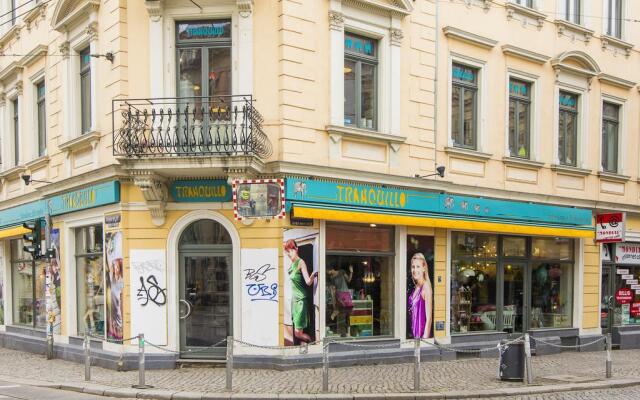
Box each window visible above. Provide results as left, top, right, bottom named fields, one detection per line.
left=344, top=32, right=377, bottom=130
left=80, top=47, right=92, bottom=134
left=11, top=238, right=47, bottom=328
left=602, top=102, right=619, bottom=173
left=558, top=91, right=578, bottom=166
left=0, top=260, right=4, bottom=324
left=564, top=0, right=581, bottom=24
left=12, top=98, right=19, bottom=166
left=76, top=225, right=105, bottom=336
left=10, top=0, right=16, bottom=25
left=513, top=0, right=533, bottom=7
left=451, top=63, right=478, bottom=150
left=606, top=0, right=623, bottom=38
left=37, top=81, right=46, bottom=157
left=325, top=223, right=394, bottom=338
left=508, top=79, right=531, bottom=159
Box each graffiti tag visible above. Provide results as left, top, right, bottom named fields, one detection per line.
left=246, top=283, right=278, bottom=302
left=243, top=264, right=275, bottom=283
left=136, top=275, right=167, bottom=306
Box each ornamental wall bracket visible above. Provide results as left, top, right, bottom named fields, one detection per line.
left=59, top=41, right=70, bottom=59
left=144, top=0, right=163, bottom=22
left=85, top=21, right=98, bottom=42
left=237, top=0, right=253, bottom=17
left=328, top=10, right=344, bottom=31
left=390, top=28, right=404, bottom=47
left=133, top=174, right=168, bottom=226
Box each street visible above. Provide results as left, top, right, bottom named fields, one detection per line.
left=0, top=380, right=127, bottom=400
left=488, top=387, right=640, bottom=399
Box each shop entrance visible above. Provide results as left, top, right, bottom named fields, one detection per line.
left=178, top=219, right=232, bottom=358
left=501, top=261, right=527, bottom=334
left=601, top=243, right=640, bottom=335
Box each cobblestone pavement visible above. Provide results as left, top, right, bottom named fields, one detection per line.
left=487, top=386, right=640, bottom=399
left=0, top=346, right=639, bottom=394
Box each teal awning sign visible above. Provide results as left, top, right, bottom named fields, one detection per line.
left=285, top=178, right=592, bottom=228
left=0, top=181, right=120, bottom=228
left=170, top=179, right=232, bottom=202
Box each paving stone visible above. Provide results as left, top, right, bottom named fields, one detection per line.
left=136, top=388, right=176, bottom=399
left=104, top=387, right=144, bottom=398
left=81, top=383, right=113, bottom=395
left=172, top=391, right=204, bottom=400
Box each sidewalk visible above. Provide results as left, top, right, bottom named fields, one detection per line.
left=1, top=346, right=639, bottom=399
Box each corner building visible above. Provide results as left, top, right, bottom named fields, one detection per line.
left=0, top=0, right=637, bottom=370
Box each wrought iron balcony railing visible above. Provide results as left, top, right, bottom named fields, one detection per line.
left=112, top=96, right=272, bottom=158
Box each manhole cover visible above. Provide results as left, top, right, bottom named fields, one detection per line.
left=542, top=374, right=599, bottom=383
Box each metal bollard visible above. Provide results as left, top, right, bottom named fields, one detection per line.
left=322, top=338, right=329, bottom=393
left=226, top=336, right=233, bottom=391
left=132, top=334, right=153, bottom=389
left=46, top=322, right=54, bottom=360
left=606, top=333, right=612, bottom=379
left=413, top=338, right=421, bottom=392
left=523, top=334, right=533, bottom=385
left=84, top=334, right=91, bottom=381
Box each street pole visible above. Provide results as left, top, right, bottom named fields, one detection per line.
left=606, top=333, right=612, bottom=378
left=226, top=336, right=233, bottom=391
left=84, top=334, right=91, bottom=381
left=524, top=333, right=533, bottom=385
left=413, top=338, right=421, bottom=392
left=322, top=338, right=329, bottom=393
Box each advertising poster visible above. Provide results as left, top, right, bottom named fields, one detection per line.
left=105, top=231, right=124, bottom=341
left=0, top=261, right=3, bottom=325
left=283, top=228, right=319, bottom=345
left=46, top=228, right=62, bottom=334
left=240, top=248, right=279, bottom=346
left=130, top=249, right=167, bottom=345
left=234, top=179, right=285, bottom=220
left=406, top=235, right=434, bottom=339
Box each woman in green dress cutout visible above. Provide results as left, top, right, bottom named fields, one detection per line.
left=284, top=239, right=318, bottom=343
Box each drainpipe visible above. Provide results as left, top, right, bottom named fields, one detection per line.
left=433, top=0, right=440, bottom=175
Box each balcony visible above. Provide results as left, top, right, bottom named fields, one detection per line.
left=112, top=95, right=272, bottom=160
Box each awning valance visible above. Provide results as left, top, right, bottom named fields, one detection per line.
left=0, top=225, right=30, bottom=240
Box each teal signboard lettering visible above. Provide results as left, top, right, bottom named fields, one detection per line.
left=170, top=180, right=232, bottom=202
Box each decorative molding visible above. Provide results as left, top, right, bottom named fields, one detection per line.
left=133, top=173, right=168, bottom=227
left=144, top=0, right=163, bottom=22
left=15, top=81, right=23, bottom=96
left=550, top=164, right=591, bottom=177
left=442, top=26, right=497, bottom=49
left=237, top=0, right=253, bottom=17
left=0, top=92, right=5, bottom=107
left=19, top=44, right=47, bottom=68
left=501, top=157, right=545, bottom=170
left=505, top=2, right=546, bottom=30
left=598, top=73, right=636, bottom=90
left=554, top=19, right=593, bottom=43
left=598, top=171, right=630, bottom=183
left=600, top=35, right=633, bottom=58
left=0, top=25, right=22, bottom=49
left=444, top=146, right=492, bottom=162
left=0, top=165, right=26, bottom=180
left=58, top=41, right=70, bottom=59
left=551, top=51, right=600, bottom=79
left=0, top=62, right=23, bottom=84
left=85, top=21, right=98, bottom=42
left=390, top=28, right=404, bottom=47
left=341, top=0, right=413, bottom=17
left=52, top=0, right=100, bottom=32
left=326, top=124, right=407, bottom=145
left=58, top=131, right=101, bottom=153
left=25, top=155, right=49, bottom=171
left=328, top=10, right=344, bottom=31
left=501, top=44, right=550, bottom=65
left=24, top=1, right=48, bottom=32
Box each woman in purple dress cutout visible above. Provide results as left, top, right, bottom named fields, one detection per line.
left=409, top=253, right=433, bottom=338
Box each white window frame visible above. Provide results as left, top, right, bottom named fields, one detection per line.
left=10, top=95, right=19, bottom=167
left=562, top=0, right=582, bottom=24
left=603, top=0, right=625, bottom=39
left=29, top=70, right=46, bottom=161
left=553, top=83, right=587, bottom=168
left=512, top=0, right=535, bottom=8
left=447, top=53, right=488, bottom=153
left=504, top=70, right=539, bottom=161
left=599, top=94, right=626, bottom=175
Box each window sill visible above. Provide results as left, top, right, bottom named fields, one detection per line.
left=505, top=3, right=546, bottom=29
left=501, top=44, right=550, bottom=65
left=0, top=165, right=26, bottom=180
left=25, top=155, right=49, bottom=171
left=601, top=35, right=633, bottom=57
left=326, top=125, right=407, bottom=145
left=598, top=171, right=630, bottom=183
left=502, top=156, right=544, bottom=169
left=445, top=146, right=492, bottom=162
left=58, top=131, right=101, bottom=153
left=553, top=19, right=593, bottom=42
left=550, top=164, right=591, bottom=177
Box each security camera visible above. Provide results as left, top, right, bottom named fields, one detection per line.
left=436, top=165, right=446, bottom=178
left=21, top=174, right=31, bottom=185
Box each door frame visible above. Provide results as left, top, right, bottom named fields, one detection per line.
left=497, top=259, right=530, bottom=336
left=166, top=210, right=241, bottom=354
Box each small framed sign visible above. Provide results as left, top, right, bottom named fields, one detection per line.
left=233, top=179, right=285, bottom=220
left=596, top=213, right=625, bottom=243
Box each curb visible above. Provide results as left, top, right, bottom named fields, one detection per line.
left=10, top=377, right=640, bottom=399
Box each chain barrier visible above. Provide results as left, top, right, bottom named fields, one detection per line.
left=87, top=333, right=140, bottom=344
left=419, top=336, right=524, bottom=354
left=143, top=337, right=227, bottom=355
left=531, top=336, right=605, bottom=349
left=328, top=339, right=415, bottom=350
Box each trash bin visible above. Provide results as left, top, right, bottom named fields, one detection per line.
left=499, top=340, right=524, bottom=381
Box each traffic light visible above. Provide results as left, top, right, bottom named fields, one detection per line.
left=23, top=219, right=42, bottom=259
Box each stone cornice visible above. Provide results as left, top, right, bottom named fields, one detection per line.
left=505, top=2, right=546, bottom=30
left=553, top=19, right=594, bottom=43
left=443, top=26, right=497, bottom=49
left=600, top=35, right=633, bottom=58
left=501, top=44, right=550, bottom=65
left=598, top=73, right=636, bottom=90
left=342, top=0, right=413, bottom=17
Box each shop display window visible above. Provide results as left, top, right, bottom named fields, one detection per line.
left=11, top=239, right=46, bottom=328
left=325, top=223, right=394, bottom=338
left=0, top=264, right=3, bottom=324
left=531, top=237, right=573, bottom=260
left=530, top=263, right=573, bottom=329
left=613, top=266, right=640, bottom=326
left=76, top=225, right=105, bottom=336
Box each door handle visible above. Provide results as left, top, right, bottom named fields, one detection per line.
left=179, top=299, right=193, bottom=320
left=607, top=296, right=614, bottom=309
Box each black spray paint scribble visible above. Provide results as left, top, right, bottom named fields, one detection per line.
left=243, top=264, right=275, bottom=283
left=137, top=275, right=167, bottom=306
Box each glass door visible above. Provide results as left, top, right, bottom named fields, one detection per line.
left=502, top=262, right=526, bottom=334
left=179, top=253, right=231, bottom=358
left=601, top=265, right=613, bottom=334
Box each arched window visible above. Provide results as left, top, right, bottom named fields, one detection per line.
left=179, top=219, right=231, bottom=248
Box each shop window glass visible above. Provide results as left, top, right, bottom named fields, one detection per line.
left=613, top=266, right=640, bottom=326
left=11, top=239, right=46, bottom=328
left=451, top=260, right=497, bottom=333
left=0, top=264, right=3, bottom=324
left=451, top=232, right=497, bottom=259
left=76, top=225, right=105, bottom=335
left=502, top=236, right=526, bottom=257
left=531, top=237, right=573, bottom=260
left=530, top=263, right=573, bottom=328
left=325, top=223, right=394, bottom=338
left=179, top=219, right=231, bottom=247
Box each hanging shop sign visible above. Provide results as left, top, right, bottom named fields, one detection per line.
left=616, top=288, right=634, bottom=304
left=233, top=179, right=285, bottom=220
left=0, top=181, right=120, bottom=228
left=614, top=243, right=640, bottom=265
left=170, top=179, right=232, bottom=202
left=285, top=178, right=593, bottom=227
left=596, top=213, right=625, bottom=243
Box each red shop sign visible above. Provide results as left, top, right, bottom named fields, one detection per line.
left=632, top=303, right=640, bottom=318
left=596, top=213, right=625, bottom=243
left=616, top=288, right=634, bottom=304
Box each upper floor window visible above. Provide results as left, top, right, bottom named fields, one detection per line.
left=37, top=81, right=46, bottom=157
left=12, top=98, right=19, bottom=166
left=558, top=91, right=578, bottom=166
left=564, top=0, right=581, bottom=24
left=10, top=0, right=16, bottom=25
left=451, top=63, right=478, bottom=150
left=344, top=32, right=377, bottom=130
left=513, top=0, right=533, bottom=8
left=602, top=102, right=619, bottom=173
left=606, top=0, right=623, bottom=38
left=508, top=79, right=531, bottom=159
left=80, top=47, right=92, bottom=134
